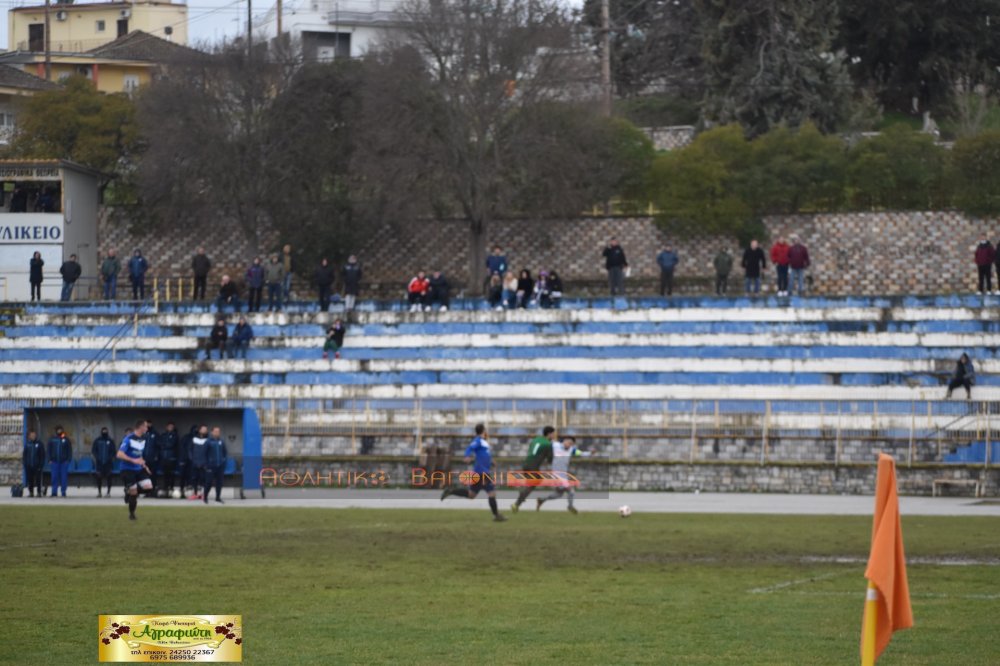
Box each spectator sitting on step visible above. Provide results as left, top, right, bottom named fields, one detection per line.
left=407, top=271, right=430, bottom=312
left=533, top=271, right=554, bottom=308
left=206, top=318, right=228, bottom=360
left=516, top=269, right=534, bottom=308
left=324, top=319, right=346, bottom=359
left=215, top=275, right=241, bottom=313
left=428, top=271, right=450, bottom=311
left=502, top=271, right=518, bottom=309
left=229, top=316, right=254, bottom=359
left=945, top=353, right=975, bottom=400
left=487, top=272, right=503, bottom=310
left=548, top=270, right=563, bottom=309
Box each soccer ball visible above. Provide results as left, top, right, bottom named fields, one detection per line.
left=618, top=505, right=632, bottom=518
left=171, top=488, right=182, bottom=500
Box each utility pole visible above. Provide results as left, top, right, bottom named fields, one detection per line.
left=43, top=0, right=52, bottom=80
left=276, top=0, right=282, bottom=38
left=247, top=0, right=253, bottom=56
left=600, top=0, right=612, bottom=117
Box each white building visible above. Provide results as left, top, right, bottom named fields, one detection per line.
left=255, top=0, right=403, bottom=61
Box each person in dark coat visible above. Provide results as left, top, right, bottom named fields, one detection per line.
left=714, top=249, right=733, bottom=295
left=207, top=318, right=228, bottom=360
left=189, top=425, right=209, bottom=499
left=602, top=238, right=628, bottom=296
left=487, top=272, right=503, bottom=309
left=548, top=271, right=564, bottom=309
left=245, top=257, right=265, bottom=312
left=787, top=235, right=811, bottom=296
left=192, top=247, right=212, bottom=301
left=29, top=251, right=44, bottom=301
left=59, top=253, right=81, bottom=302
left=22, top=430, right=45, bottom=497
left=975, top=235, right=996, bottom=294
left=315, top=258, right=336, bottom=312
left=128, top=249, right=148, bottom=300
left=144, top=419, right=160, bottom=494
left=324, top=319, right=346, bottom=359
left=159, top=422, right=180, bottom=497
left=342, top=255, right=362, bottom=311
left=656, top=245, right=679, bottom=297
left=91, top=427, right=116, bottom=497
left=428, top=271, right=450, bottom=311
left=178, top=425, right=198, bottom=498
left=741, top=240, right=767, bottom=295
left=204, top=426, right=228, bottom=504
left=230, top=316, right=254, bottom=359
left=946, top=353, right=975, bottom=400
left=215, top=275, right=241, bottom=313
left=47, top=426, right=72, bottom=498
left=516, top=269, right=534, bottom=309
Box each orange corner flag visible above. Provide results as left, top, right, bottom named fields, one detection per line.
left=860, top=453, right=914, bottom=664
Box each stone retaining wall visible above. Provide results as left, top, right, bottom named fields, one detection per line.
left=95, top=209, right=999, bottom=296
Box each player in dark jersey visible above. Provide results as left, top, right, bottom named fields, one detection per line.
left=440, top=424, right=507, bottom=522
left=116, top=419, right=153, bottom=521
left=510, top=426, right=555, bottom=513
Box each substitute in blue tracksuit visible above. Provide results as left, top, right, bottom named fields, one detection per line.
left=144, top=420, right=160, bottom=494
left=91, top=427, right=116, bottom=497
left=47, top=426, right=73, bottom=497
left=159, top=422, right=180, bottom=496
left=189, top=425, right=209, bottom=499
left=22, top=430, right=46, bottom=497
left=204, top=427, right=228, bottom=504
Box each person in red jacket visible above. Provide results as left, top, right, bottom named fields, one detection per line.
left=407, top=271, right=430, bottom=312
left=974, top=235, right=996, bottom=294
left=770, top=236, right=790, bottom=296
left=787, top=235, right=811, bottom=296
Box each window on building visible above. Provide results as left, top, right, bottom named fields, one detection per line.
left=28, top=24, right=45, bottom=52
left=123, top=74, right=140, bottom=92
left=117, top=18, right=129, bottom=37
left=96, top=19, right=106, bottom=32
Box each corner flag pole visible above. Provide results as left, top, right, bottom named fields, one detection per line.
left=861, top=581, right=878, bottom=666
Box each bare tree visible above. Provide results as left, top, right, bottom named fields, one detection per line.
left=361, top=0, right=637, bottom=286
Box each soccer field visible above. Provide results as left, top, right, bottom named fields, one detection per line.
left=1, top=506, right=997, bottom=665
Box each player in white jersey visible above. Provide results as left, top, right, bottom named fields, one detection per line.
left=536, top=436, right=589, bottom=514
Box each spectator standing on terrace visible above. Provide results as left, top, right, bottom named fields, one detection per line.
left=204, top=426, right=228, bottom=504
left=101, top=249, right=121, bottom=301
left=192, top=247, right=212, bottom=301
left=22, top=430, right=45, bottom=497
left=9, top=184, right=27, bottom=212
left=59, top=254, right=81, bottom=302
left=714, top=249, right=733, bottom=295
left=91, top=427, right=116, bottom=498
left=207, top=318, right=228, bottom=360
left=159, top=422, right=180, bottom=498
left=487, top=272, right=503, bottom=310
left=770, top=236, right=790, bottom=297
left=342, top=255, right=362, bottom=312
left=215, top=275, right=241, bottom=313
left=428, top=271, right=451, bottom=311
left=315, top=258, right=335, bottom=312
left=975, top=235, right=996, bottom=294
left=656, top=245, right=679, bottom=297
left=993, top=238, right=1000, bottom=295
left=47, top=426, right=72, bottom=498
left=502, top=271, right=518, bottom=309
left=29, top=251, right=44, bottom=301
left=245, top=257, right=265, bottom=312
left=516, top=269, right=534, bottom=308
left=548, top=270, right=564, bottom=309
left=408, top=271, right=430, bottom=312
left=324, top=318, right=346, bottom=359
left=128, top=249, right=148, bottom=300
left=602, top=237, right=629, bottom=296
left=945, top=353, right=975, bottom=400
left=282, top=244, right=296, bottom=301
left=741, top=240, right=766, bottom=295
left=230, top=316, right=254, bottom=359
left=265, top=255, right=285, bottom=312
left=788, top=236, right=811, bottom=296
left=485, top=246, right=508, bottom=294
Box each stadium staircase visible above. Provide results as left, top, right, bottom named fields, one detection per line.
left=1, top=294, right=998, bottom=493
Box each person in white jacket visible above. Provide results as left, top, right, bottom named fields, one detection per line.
left=536, top=436, right=590, bottom=514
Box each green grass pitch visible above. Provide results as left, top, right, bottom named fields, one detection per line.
left=1, top=506, right=997, bottom=664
